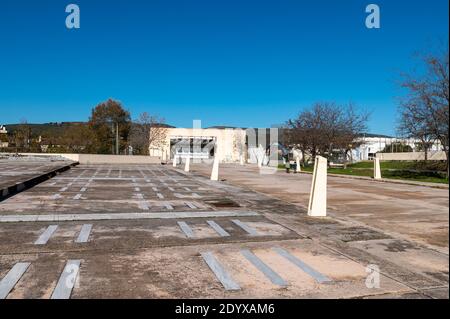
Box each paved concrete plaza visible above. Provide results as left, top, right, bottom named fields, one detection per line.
left=0, top=163, right=448, bottom=299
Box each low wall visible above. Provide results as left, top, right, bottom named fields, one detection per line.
left=376, top=151, right=447, bottom=161
left=77, top=154, right=161, bottom=164
left=0, top=153, right=161, bottom=164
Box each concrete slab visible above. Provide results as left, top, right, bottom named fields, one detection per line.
left=0, top=163, right=447, bottom=298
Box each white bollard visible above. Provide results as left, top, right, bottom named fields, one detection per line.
left=173, top=155, right=177, bottom=167
left=296, top=157, right=301, bottom=173
left=374, top=158, right=382, bottom=179
left=184, top=156, right=190, bottom=172
left=240, top=155, right=244, bottom=166
left=308, top=156, right=327, bottom=217
left=257, top=156, right=262, bottom=168
left=211, top=156, right=219, bottom=181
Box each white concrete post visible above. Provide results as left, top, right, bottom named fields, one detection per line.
left=374, top=158, right=382, bottom=179
left=240, top=154, right=244, bottom=166
left=211, top=150, right=219, bottom=181
left=296, top=157, right=301, bottom=173
left=173, top=155, right=177, bottom=167
left=184, top=156, right=190, bottom=172
left=308, top=156, right=327, bottom=217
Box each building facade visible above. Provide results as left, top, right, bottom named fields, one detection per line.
left=0, top=125, right=8, bottom=148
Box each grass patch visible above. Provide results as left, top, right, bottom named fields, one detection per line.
left=280, top=160, right=449, bottom=184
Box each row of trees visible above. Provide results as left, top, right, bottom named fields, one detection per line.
left=283, top=45, right=449, bottom=177
left=5, top=99, right=167, bottom=156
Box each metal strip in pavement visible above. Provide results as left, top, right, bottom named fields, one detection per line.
left=231, top=220, right=260, bottom=236
left=0, top=262, right=31, bottom=299
left=135, top=193, right=144, bottom=200
left=0, top=211, right=259, bottom=222
left=273, top=247, right=331, bottom=283
left=75, top=224, right=93, bottom=243
left=207, top=221, right=230, bottom=237
left=177, top=221, right=195, bottom=238
left=241, top=249, right=288, bottom=287
left=185, top=202, right=197, bottom=209
left=51, top=194, right=62, bottom=200
left=34, top=225, right=58, bottom=245
left=201, top=252, right=240, bottom=291
left=50, top=260, right=81, bottom=299
left=138, top=201, right=150, bottom=210
left=164, top=202, right=174, bottom=210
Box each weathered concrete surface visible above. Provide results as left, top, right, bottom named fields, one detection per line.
left=190, top=164, right=449, bottom=252
left=0, top=163, right=448, bottom=299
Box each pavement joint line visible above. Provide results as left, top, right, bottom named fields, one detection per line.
left=34, top=225, right=59, bottom=245
left=201, top=252, right=241, bottom=291
left=240, top=249, right=288, bottom=287
left=0, top=211, right=260, bottom=222
left=231, top=219, right=260, bottom=236
left=75, top=224, right=93, bottom=243
left=51, top=260, right=81, bottom=299
left=273, top=247, right=332, bottom=283
left=177, top=221, right=195, bottom=238
left=0, top=262, right=31, bottom=299
left=207, top=220, right=231, bottom=237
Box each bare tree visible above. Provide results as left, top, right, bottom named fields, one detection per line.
left=398, top=46, right=449, bottom=175
left=130, top=112, right=167, bottom=155
left=286, top=102, right=369, bottom=166
left=13, top=119, right=31, bottom=152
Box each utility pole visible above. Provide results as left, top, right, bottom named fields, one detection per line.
left=116, top=122, right=119, bottom=155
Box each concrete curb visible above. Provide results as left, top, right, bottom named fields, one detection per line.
left=0, top=162, right=79, bottom=202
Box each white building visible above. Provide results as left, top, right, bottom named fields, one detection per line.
left=0, top=125, right=8, bottom=148
left=149, top=126, right=247, bottom=163
left=351, top=134, right=442, bottom=161
left=149, top=127, right=444, bottom=164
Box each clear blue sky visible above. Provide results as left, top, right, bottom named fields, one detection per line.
left=0, top=0, right=448, bottom=135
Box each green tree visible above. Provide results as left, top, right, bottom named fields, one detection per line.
left=88, top=99, right=131, bottom=154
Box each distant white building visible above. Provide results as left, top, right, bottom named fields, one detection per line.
left=350, top=134, right=442, bottom=161
left=0, top=125, right=8, bottom=148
